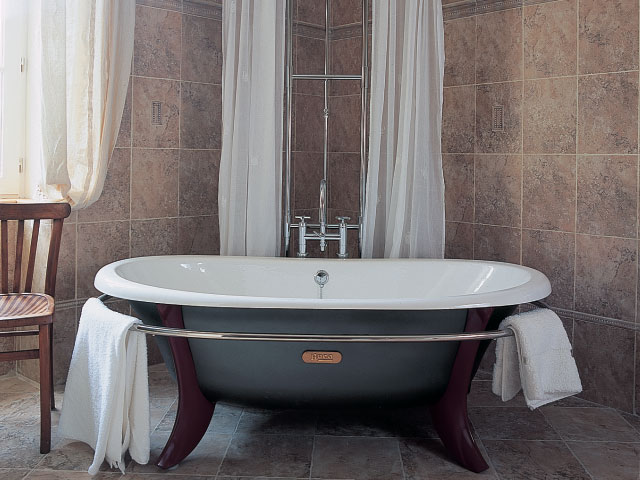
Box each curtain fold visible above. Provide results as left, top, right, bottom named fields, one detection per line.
left=218, top=0, right=286, bottom=256
left=362, top=0, right=445, bottom=258
left=27, top=0, right=135, bottom=209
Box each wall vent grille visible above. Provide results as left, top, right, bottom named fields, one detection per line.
left=152, top=101, right=163, bottom=126
left=492, top=104, right=504, bottom=132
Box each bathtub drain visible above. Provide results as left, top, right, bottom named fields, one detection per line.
left=314, top=270, right=329, bottom=299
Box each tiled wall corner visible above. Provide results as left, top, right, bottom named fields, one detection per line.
left=290, top=0, right=364, bottom=258
left=443, top=0, right=640, bottom=413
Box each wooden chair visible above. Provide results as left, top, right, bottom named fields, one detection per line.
left=0, top=202, right=71, bottom=454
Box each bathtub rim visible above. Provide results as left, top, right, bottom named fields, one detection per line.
left=95, top=256, right=551, bottom=310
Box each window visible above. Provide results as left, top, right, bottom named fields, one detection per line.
left=0, top=0, right=27, bottom=197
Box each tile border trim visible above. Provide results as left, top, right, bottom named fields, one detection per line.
left=521, top=303, right=639, bottom=332
left=444, top=0, right=562, bottom=20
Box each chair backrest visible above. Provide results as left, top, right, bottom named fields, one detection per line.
left=0, top=202, right=71, bottom=296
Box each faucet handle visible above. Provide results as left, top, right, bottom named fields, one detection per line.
left=335, top=216, right=351, bottom=224
left=295, top=215, right=311, bottom=223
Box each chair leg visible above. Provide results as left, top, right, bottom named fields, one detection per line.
left=49, top=321, right=55, bottom=410
left=39, top=322, right=52, bottom=454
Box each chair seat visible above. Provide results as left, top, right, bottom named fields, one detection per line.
left=0, top=293, right=55, bottom=321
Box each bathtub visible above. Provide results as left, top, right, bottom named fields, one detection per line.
left=95, top=256, right=551, bottom=473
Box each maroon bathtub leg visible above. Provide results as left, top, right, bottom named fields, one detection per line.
left=429, top=307, right=494, bottom=473
left=155, top=304, right=215, bottom=469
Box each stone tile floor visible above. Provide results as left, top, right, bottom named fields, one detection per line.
left=1, top=364, right=639, bottom=479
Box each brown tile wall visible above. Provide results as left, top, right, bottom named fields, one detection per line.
left=9, top=0, right=633, bottom=418
left=443, top=0, right=640, bottom=413
left=10, top=0, right=223, bottom=385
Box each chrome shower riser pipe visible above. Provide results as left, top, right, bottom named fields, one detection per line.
left=283, top=0, right=368, bottom=257
left=284, top=0, right=294, bottom=255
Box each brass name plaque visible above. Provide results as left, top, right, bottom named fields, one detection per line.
left=302, top=351, right=342, bottom=364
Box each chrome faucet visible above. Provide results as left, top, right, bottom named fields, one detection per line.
left=294, top=180, right=351, bottom=258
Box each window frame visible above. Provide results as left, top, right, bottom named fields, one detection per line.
left=0, top=0, right=27, bottom=198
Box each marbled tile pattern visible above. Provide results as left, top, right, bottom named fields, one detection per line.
left=132, top=77, right=180, bottom=148
left=442, top=86, right=476, bottom=153
left=573, top=322, right=637, bottom=412
left=4, top=368, right=640, bottom=479
left=76, top=221, right=130, bottom=299
left=524, top=0, right=577, bottom=79
left=182, top=14, right=223, bottom=84
left=475, top=82, right=522, bottom=154
left=577, top=155, right=638, bottom=238
left=445, top=221, right=473, bottom=259
left=295, top=36, right=326, bottom=96
left=293, top=152, right=323, bottom=211
left=328, top=94, right=361, bottom=153
left=131, top=149, right=180, bottom=219
left=78, top=148, right=131, bottom=223
left=116, top=79, right=132, bottom=148
left=473, top=224, right=521, bottom=263
left=296, top=0, right=326, bottom=26
left=443, top=154, right=474, bottom=223
left=131, top=218, right=179, bottom=257
left=328, top=153, right=360, bottom=213
left=444, top=16, right=476, bottom=86
left=55, top=224, right=77, bottom=302
left=331, top=0, right=364, bottom=27
left=578, top=72, right=639, bottom=154
left=134, top=5, right=182, bottom=80
left=178, top=215, right=220, bottom=255
left=578, top=0, right=639, bottom=75
left=522, top=155, right=575, bottom=232
left=179, top=149, right=221, bottom=217
left=522, top=229, right=575, bottom=309
left=474, top=154, right=522, bottom=227
left=575, top=235, right=637, bottom=323
left=294, top=94, right=325, bottom=152
left=476, top=8, right=523, bottom=83
left=523, top=77, right=576, bottom=154
left=181, top=82, right=222, bottom=149
left=441, top=0, right=640, bottom=414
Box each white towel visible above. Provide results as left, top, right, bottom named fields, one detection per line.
left=59, top=298, right=150, bottom=475
left=492, top=308, right=582, bottom=409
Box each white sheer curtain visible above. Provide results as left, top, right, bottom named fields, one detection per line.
left=218, top=0, right=285, bottom=256
left=362, top=0, right=445, bottom=258
left=26, top=0, right=135, bottom=209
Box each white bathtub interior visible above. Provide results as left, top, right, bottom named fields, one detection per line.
left=95, top=256, right=551, bottom=310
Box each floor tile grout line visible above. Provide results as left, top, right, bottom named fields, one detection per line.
left=308, top=435, right=316, bottom=480
left=8, top=373, right=640, bottom=476
left=538, top=405, right=595, bottom=480
left=214, top=405, right=245, bottom=478
left=152, top=397, right=178, bottom=436
left=473, top=435, right=501, bottom=479
left=307, top=410, right=320, bottom=479
left=394, top=436, right=407, bottom=480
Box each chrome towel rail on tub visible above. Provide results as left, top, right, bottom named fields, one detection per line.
left=96, top=294, right=552, bottom=343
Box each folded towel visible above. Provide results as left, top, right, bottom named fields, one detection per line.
left=59, top=298, right=150, bottom=475
left=492, top=308, right=582, bottom=409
